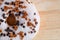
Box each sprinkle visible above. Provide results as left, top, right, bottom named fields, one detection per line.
left=19, top=1, right=24, bottom=4
left=5, top=2, right=9, bottom=5
left=19, top=11, right=22, bottom=15
left=13, top=32, right=15, bottom=34
left=35, top=22, right=38, bottom=25
left=10, top=1, right=15, bottom=5
left=3, top=34, right=6, bottom=36
left=32, top=29, right=35, bottom=30
left=7, top=32, right=10, bottom=36
left=34, top=13, right=36, bottom=15
left=8, top=10, right=11, bottom=13
left=12, top=25, right=18, bottom=30
left=16, top=20, right=19, bottom=26
left=19, top=5, right=26, bottom=8
left=31, top=31, right=33, bottom=33
left=24, top=33, right=26, bottom=36
left=2, top=13, right=6, bottom=19
left=20, top=23, right=23, bottom=26
left=0, top=19, right=4, bottom=22
left=0, top=33, right=3, bottom=36
left=15, top=13, right=19, bottom=16
left=5, top=27, right=13, bottom=32
left=22, top=26, right=25, bottom=28
left=1, top=8, right=4, bottom=11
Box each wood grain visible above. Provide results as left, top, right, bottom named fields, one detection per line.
left=30, top=0, right=60, bottom=40
left=33, top=10, right=60, bottom=40
left=31, top=0, right=60, bottom=11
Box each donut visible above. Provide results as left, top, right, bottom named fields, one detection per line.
left=0, top=0, right=40, bottom=40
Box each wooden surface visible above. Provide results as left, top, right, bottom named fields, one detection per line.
left=30, top=0, right=60, bottom=40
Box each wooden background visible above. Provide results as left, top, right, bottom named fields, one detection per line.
left=30, top=0, right=60, bottom=40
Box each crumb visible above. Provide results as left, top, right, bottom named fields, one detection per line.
left=34, top=18, right=36, bottom=22
left=0, top=29, right=2, bottom=33
left=22, top=11, right=28, bottom=18
left=0, top=0, right=4, bottom=5
left=12, top=25, right=18, bottom=30
left=18, top=31, right=24, bottom=40
left=19, top=5, right=26, bottom=8
left=4, top=6, right=9, bottom=11
left=27, top=21, right=35, bottom=27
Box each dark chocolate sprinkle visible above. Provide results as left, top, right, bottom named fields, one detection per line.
left=2, top=13, right=6, bottom=19
left=13, top=32, right=15, bottom=34
left=7, top=27, right=9, bottom=29
left=34, top=13, right=36, bottom=15
left=20, top=23, right=23, bottom=26
left=22, top=26, right=25, bottom=28
left=8, top=10, right=11, bottom=13
left=16, top=20, right=19, bottom=26
left=31, top=31, right=33, bottom=33
left=7, top=32, right=10, bottom=36
left=24, top=33, right=26, bottom=36
left=19, top=1, right=24, bottom=4
left=29, top=19, right=31, bottom=21
left=1, top=8, right=4, bottom=11
left=3, top=34, right=6, bottom=36
left=15, top=11, right=22, bottom=16
left=5, top=21, right=6, bottom=23
left=35, top=22, right=38, bottom=25
left=15, top=14, right=19, bottom=16
left=5, top=27, right=13, bottom=32
left=0, top=19, right=4, bottom=22
left=9, top=13, right=12, bottom=16
left=0, top=33, right=3, bottom=36
left=11, top=1, right=15, bottom=6
left=19, top=11, right=22, bottom=15
left=32, top=29, right=35, bottom=30
left=5, top=2, right=9, bottom=5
